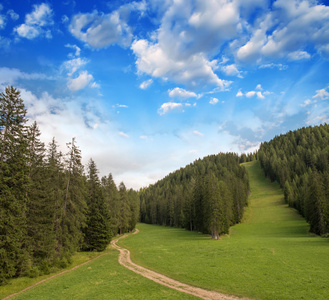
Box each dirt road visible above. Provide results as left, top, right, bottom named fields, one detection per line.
left=111, top=229, right=249, bottom=300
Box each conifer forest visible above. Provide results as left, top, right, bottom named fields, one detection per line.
left=1, top=86, right=329, bottom=286
left=0, top=87, right=139, bottom=284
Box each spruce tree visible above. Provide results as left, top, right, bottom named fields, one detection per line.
left=84, top=159, right=110, bottom=251
left=26, top=122, right=56, bottom=274
left=0, top=86, right=30, bottom=284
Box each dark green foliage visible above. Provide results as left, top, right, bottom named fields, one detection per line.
left=0, top=86, right=29, bottom=284
left=82, top=159, right=110, bottom=252
left=0, top=86, right=137, bottom=284
left=258, top=124, right=329, bottom=235
left=139, top=153, right=249, bottom=238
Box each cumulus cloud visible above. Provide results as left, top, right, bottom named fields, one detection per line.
left=158, top=102, right=183, bottom=115
left=139, top=79, right=153, bottom=89
left=69, top=10, right=133, bottom=48
left=14, top=3, right=53, bottom=39
left=132, top=39, right=231, bottom=89
left=236, top=0, right=329, bottom=63
left=209, top=97, right=219, bottom=105
left=67, top=71, right=93, bottom=91
left=62, top=57, right=88, bottom=77
left=221, top=64, right=242, bottom=78
left=237, top=85, right=269, bottom=100
left=313, top=87, right=329, bottom=100
left=7, top=9, right=19, bottom=21
left=168, top=87, right=198, bottom=99
left=131, top=0, right=239, bottom=89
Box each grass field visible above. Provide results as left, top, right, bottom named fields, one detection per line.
left=120, top=161, right=329, bottom=300
left=2, top=249, right=197, bottom=300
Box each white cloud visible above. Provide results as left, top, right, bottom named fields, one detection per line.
left=193, top=130, right=203, bottom=137
left=158, top=102, right=183, bottom=115
left=209, top=97, right=219, bottom=105
left=238, top=85, right=268, bottom=100
left=67, top=71, right=93, bottom=91
left=236, top=0, right=329, bottom=63
left=168, top=87, right=197, bottom=99
left=139, top=79, right=153, bottom=89
left=69, top=10, right=133, bottom=48
left=65, top=44, right=81, bottom=57
left=246, top=91, right=256, bottom=98
left=259, top=63, right=288, bottom=70
left=119, top=132, right=129, bottom=138
left=0, top=67, right=53, bottom=85
left=287, top=50, right=311, bottom=61
left=131, top=0, right=239, bottom=89
left=62, top=57, right=88, bottom=76
left=300, top=99, right=313, bottom=107
left=62, top=15, right=69, bottom=23
left=132, top=39, right=231, bottom=89
left=0, top=14, right=5, bottom=29
left=14, top=3, right=53, bottom=39
left=313, top=87, right=329, bottom=100
left=221, top=64, right=242, bottom=78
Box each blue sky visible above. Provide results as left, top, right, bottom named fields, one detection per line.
left=1, top=0, right=329, bottom=189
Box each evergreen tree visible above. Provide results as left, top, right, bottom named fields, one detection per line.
left=118, top=182, right=131, bottom=234
left=61, top=138, right=86, bottom=256
left=0, top=86, right=29, bottom=284
left=26, top=122, right=56, bottom=274
left=83, top=159, right=111, bottom=251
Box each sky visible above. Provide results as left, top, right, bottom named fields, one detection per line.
left=0, top=0, right=329, bottom=189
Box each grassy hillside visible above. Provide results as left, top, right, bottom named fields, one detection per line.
left=120, top=161, right=329, bottom=299
left=3, top=249, right=197, bottom=300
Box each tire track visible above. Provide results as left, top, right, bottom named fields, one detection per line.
left=111, top=229, right=249, bottom=300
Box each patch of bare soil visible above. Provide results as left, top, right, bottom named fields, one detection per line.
left=111, top=229, right=250, bottom=300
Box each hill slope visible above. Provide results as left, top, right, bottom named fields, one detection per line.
left=121, top=161, right=329, bottom=300
left=258, top=124, right=329, bottom=235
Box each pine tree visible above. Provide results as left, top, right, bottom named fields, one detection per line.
left=45, top=138, right=65, bottom=260
left=83, top=159, right=110, bottom=251
left=0, top=86, right=30, bottom=284
left=118, top=182, right=131, bottom=234
left=25, top=122, right=56, bottom=274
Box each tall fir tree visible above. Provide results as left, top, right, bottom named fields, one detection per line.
left=26, top=122, right=56, bottom=274
left=0, top=86, right=30, bottom=284
left=83, top=159, right=111, bottom=251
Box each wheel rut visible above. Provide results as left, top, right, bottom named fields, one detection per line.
left=111, top=229, right=249, bottom=300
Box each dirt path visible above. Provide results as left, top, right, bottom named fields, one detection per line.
left=111, top=229, right=249, bottom=300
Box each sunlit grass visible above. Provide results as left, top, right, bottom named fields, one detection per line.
left=4, top=249, right=197, bottom=300
left=120, top=161, right=329, bottom=300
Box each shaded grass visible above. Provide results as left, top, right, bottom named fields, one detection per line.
left=0, top=251, right=102, bottom=299
left=120, top=161, right=329, bottom=300
left=4, top=249, right=197, bottom=300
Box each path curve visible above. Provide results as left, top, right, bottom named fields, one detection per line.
left=111, top=229, right=249, bottom=300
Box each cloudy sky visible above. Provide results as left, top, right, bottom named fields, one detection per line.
left=1, top=0, right=329, bottom=189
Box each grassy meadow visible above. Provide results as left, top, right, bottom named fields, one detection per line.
left=120, top=161, right=329, bottom=300
left=2, top=249, right=197, bottom=300
left=2, top=160, right=329, bottom=300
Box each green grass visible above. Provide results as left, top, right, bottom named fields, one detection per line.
left=0, top=251, right=102, bottom=299
left=3, top=249, right=197, bottom=300
left=120, top=161, right=329, bottom=300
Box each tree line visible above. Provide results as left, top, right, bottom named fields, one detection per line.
left=258, top=124, right=329, bottom=236
left=140, top=153, right=250, bottom=239
left=0, top=86, right=139, bottom=285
